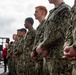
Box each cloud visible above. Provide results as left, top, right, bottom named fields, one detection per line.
left=0, top=17, right=15, bottom=26
left=0, top=0, right=74, bottom=42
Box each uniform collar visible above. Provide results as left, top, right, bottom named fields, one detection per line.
left=28, top=27, right=34, bottom=32
left=54, top=2, right=65, bottom=9
left=49, top=2, right=65, bottom=13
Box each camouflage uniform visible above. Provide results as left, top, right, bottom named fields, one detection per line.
left=23, top=27, right=36, bottom=75
left=7, top=44, right=13, bottom=75
left=8, top=41, right=18, bottom=75
left=15, top=38, right=25, bottom=75
left=33, top=20, right=48, bottom=75
left=65, top=0, right=76, bottom=75
left=12, top=40, right=20, bottom=75
left=7, top=41, right=16, bottom=75
left=40, top=2, right=71, bottom=75
left=10, top=45, right=16, bottom=75
left=72, top=0, right=76, bottom=75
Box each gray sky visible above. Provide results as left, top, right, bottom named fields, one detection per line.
left=0, top=0, right=74, bottom=41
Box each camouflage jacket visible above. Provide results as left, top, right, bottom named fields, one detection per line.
left=15, top=38, right=25, bottom=58
left=64, top=0, right=76, bottom=49
left=40, top=2, right=71, bottom=59
left=71, top=1, right=76, bottom=49
left=33, top=20, right=46, bottom=51
left=24, top=27, right=36, bottom=55
left=7, top=45, right=13, bottom=59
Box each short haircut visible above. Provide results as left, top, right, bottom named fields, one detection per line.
left=19, top=28, right=27, bottom=33
left=17, top=29, right=20, bottom=32
left=35, top=5, right=47, bottom=16
left=25, top=17, right=34, bottom=25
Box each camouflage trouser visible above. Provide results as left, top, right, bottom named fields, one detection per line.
left=24, top=55, right=36, bottom=75
left=72, top=61, right=76, bottom=75
left=8, top=58, right=12, bottom=75
left=24, top=61, right=35, bottom=75
left=35, top=58, right=44, bottom=75
left=60, top=60, right=72, bottom=75
left=12, top=58, right=17, bottom=75
left=17, top=60, right=25, bottom=75
left=72, top=68, right=76, bottom=75
left=45, top=58, right=72, bottom=75
left=14, top=58, right=17, bottom=75
left=43, top=57, right=49, bottom=75
left=8, top=57, right=16, bottom=75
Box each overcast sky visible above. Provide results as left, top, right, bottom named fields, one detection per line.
left=0, top=0, right=74, bottom=42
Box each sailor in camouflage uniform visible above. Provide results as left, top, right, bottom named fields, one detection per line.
left=14, top=28, right=27, bottom=75
left=8, top=43, right=14, bottom=75
left=9, top=33, right=21, bottom=75
left=23, top=17, right=36, bottom=75
left=35, top=0, right=71, bottom=75
left=7, top=41, right=13, bottom=75
left=31, top=6, right=48, bottom=75
left=63, top=0, right=76, bottom=75
left=7, top=33, right=19, bottom=75
left=11, top=34, right=19, bottom=75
